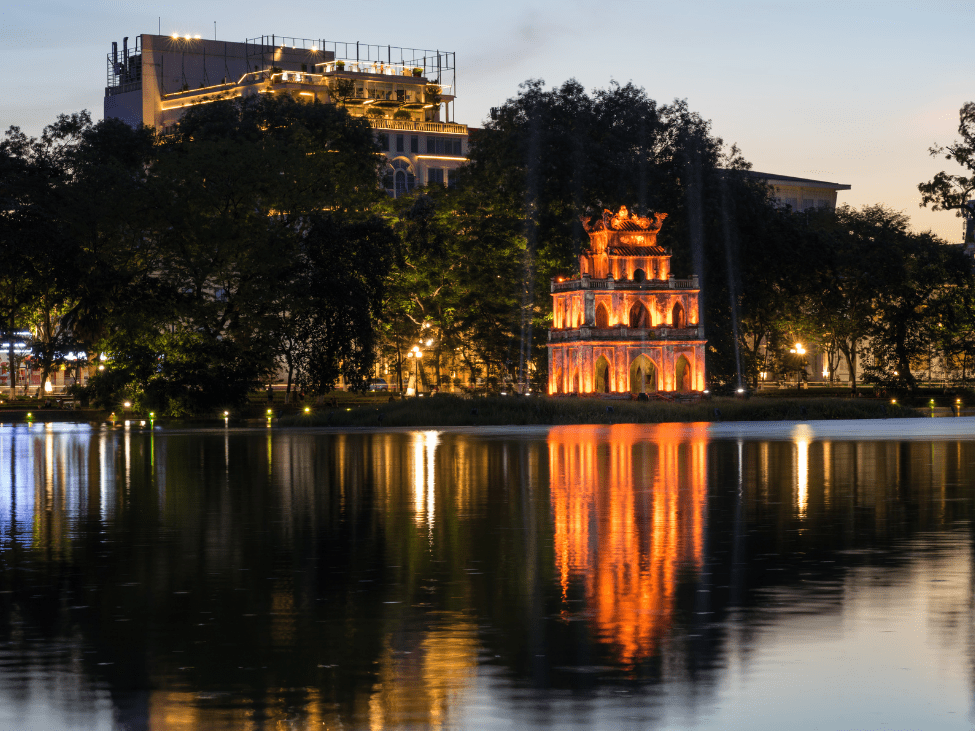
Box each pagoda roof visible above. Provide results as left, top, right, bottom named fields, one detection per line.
left=608, top=245, right=668, bottom=256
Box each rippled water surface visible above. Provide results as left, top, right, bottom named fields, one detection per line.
left=0, top=418, right=974, bottom=730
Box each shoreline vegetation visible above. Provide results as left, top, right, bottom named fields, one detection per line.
left=277, top=395, right=922, bottom=428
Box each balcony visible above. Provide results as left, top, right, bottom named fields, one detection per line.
left=548, top=326, right=705, bottom=342
left=551, top=275, right=699, bottom=292
left=367, top=118, right=467, bottom=135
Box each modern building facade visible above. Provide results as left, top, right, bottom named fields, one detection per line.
left=746, top=171, right=851, bottom=212
left=548, top=207, right=706, bottom=395
left=104, top=33, right=468, bottom=196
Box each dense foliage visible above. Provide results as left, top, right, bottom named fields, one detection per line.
left=1, top=96, right=389, bottom=413
left=3, top=87, right=973, bottom=412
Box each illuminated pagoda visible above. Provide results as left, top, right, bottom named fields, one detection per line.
left=547, top=206, right=706, bottom=395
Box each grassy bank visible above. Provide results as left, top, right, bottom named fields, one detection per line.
left=278, top=395, right=921, bottom=429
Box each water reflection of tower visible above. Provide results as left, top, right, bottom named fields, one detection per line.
left=548, top=423, right=707, bottom=666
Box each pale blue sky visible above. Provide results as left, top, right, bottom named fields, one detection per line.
left=1, top=0, right=971, bottom=240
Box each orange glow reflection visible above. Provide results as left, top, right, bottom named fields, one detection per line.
left=549, top=423, right=708, bottom=666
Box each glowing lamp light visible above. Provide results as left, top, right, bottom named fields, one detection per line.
left=304, top=407, right=310, bottom=413
left=736, top=388, right=745, bottom=394
left=98, top=364, right=105, bottom=371
left=194, top=34, right=201, bottom=39
left=123, top=401, right=131, bottom=408
left=426, top=339, right=433, bottom=347
left=266, top=409, right=273, bottom=415
left=224, top=411, right=229, bottom=416
left=44, top=381, right=52, bottom=393
left=184, top=34, right=191, bottom=40
left=172, top=33, right=179, bottom=39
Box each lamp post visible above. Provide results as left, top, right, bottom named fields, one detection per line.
left=789, top=343, right=806, bottom=389
left=406, top=345, right=422, bottom=396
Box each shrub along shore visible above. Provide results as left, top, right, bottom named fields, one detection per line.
left=278, top=395, right=921, bottom=429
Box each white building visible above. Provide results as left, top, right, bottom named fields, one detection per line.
left=104, top=33, right=468, bottom=196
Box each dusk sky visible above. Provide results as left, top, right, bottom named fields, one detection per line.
left=2, top=0, right=971, bottom=241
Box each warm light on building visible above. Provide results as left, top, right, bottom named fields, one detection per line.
left=548, top=206, right=706, bottom=395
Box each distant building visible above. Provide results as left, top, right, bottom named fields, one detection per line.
left=746, top=171, right=850, bottom=211
left=103, top=33, right=468, bottom=196
left=548, top=206, right=705, bottom=395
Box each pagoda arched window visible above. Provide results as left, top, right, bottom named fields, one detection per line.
left=629, top=301, right=650, bottom=329
left=672, top=301, right=685, bottom=328
left=595, top=303, right=609, bottom=329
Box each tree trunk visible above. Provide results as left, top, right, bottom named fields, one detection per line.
left=395, top=343, right=404, bottom=395
left=839, top=338, right=858, bottom=395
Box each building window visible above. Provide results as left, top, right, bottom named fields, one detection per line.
left=453, top=139, right=462, bottom=155
left=411, top=135, right=419, bottom=153
left=802, top=199, right=815, bottom=210
left=426, top=137, right=436, bottom=154
left=447, top=168, right=457, bottom=188
left=428, top=168, right=444, bottom=186
left=378, top=133, right=389, bottom=151
left=388, top=159, right=415, bottom=198
left=396, top=135, right=404, bottom=152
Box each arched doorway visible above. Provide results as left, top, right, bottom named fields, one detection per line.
left=570, top=369, right=580, bottom=393
left=595, top=303, right=609, bottom=329
left=629, top=301, right=650, bottom=328
left=629, top=354, right=657, bottom=394
left=675, top=355, right=692, bottom=393
left=672, top=301, right=685, bottom=328
left=594, top=356, right=611, bottom=393
left=553, top=367, right=563, bottom=394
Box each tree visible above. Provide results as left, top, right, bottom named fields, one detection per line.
left=847, top=206, right=969, bottom=391
left=128, top=94, right=386, bottom=412
left=460, top=79, right=779, bottom=387
left=919, top=102, right=975, bottom=227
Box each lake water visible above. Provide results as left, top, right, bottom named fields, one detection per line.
left=0, top=418, right=974, bottom=730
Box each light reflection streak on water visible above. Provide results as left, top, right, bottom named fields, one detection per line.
left=411, top=431, right=440, bottom=542
left=549, top=423, right=708, bottom=667
left=793, top=424, right=812, bottom=520
left=124, top=422, right=131, bottom=494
